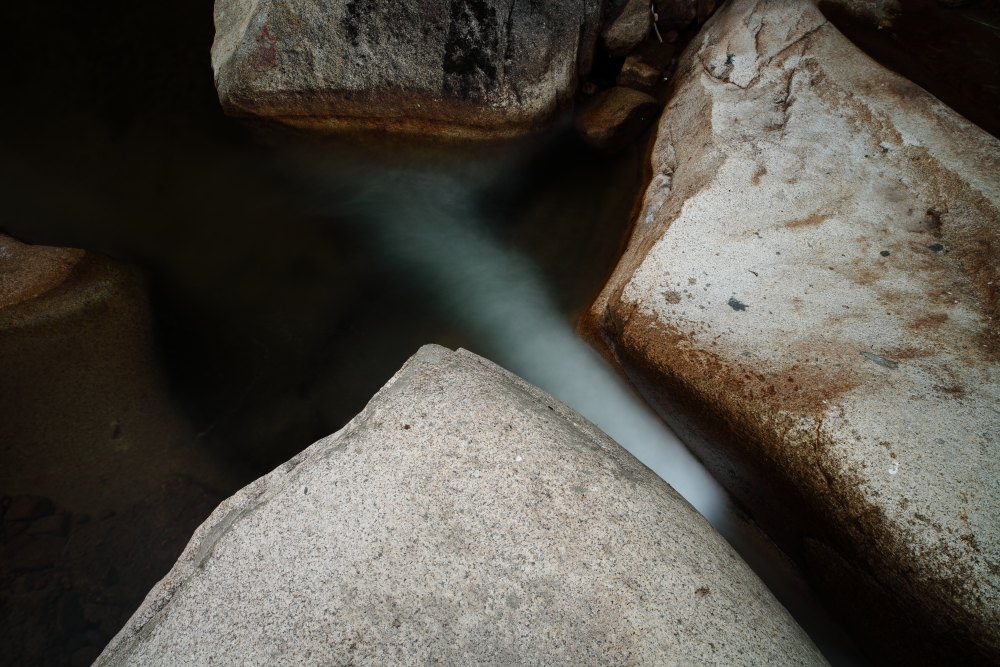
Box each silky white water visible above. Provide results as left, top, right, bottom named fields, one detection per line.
left=306, top=157, right=861, bottom=665
left=345, top=168, right=728, bottom=522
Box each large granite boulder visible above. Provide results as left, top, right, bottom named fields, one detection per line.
left=98, top=345, right=824, bottom=665
left=211, top=0, right=602, bottom=140
left=585, top=0, right=999, bottom=663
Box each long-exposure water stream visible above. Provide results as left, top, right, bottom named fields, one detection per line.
left=290, top=146, right=863, bottom=664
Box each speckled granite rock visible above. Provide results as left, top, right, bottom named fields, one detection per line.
left=98, top=345, right=824, bottom=665
left=585, top=0, right=999, bottom=663
left=211, top=0, right=601, bottom=140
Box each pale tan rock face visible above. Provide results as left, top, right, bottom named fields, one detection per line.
left=97, top=346, right=825, bottom=666
left=586, top=0, right=999, bottom=663
left=211, top=0, right=601, bottom=139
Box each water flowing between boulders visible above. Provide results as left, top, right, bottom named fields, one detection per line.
left=2, top=0, right=998, bottom=664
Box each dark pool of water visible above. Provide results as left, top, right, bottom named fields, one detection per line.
left=0, top=2, right=649, bottom=663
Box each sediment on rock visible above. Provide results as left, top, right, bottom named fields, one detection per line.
left=584, top=0, right=1000, bottom=663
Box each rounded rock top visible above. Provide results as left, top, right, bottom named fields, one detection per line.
left=97, top=345, right=825, bottom=666
left=0, top=234, right=85, bottom=310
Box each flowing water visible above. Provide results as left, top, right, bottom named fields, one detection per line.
left=288, top=146, right=862, bottom=664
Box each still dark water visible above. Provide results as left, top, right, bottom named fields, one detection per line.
left=1, top=0, right=996, bottom=664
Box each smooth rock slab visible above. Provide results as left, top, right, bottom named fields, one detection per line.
left=586, top=0, right=999, bottom=663
left=98, top=345, right=824, bottom=665
left=211, top=0, right=602, bottom=140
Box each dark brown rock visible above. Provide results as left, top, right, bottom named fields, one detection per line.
left=618, top=55, right=662, bottom=92
left=653, top=0, right=716, bottom=31
left=4, top=496, right=55, bottom=523
left=26, top=514, right=70, bottom=537
left=0, top=235, right=240, bottom=664
left=575, top=86, right=660, bottom=152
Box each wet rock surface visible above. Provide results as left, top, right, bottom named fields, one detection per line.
left=820, top=0, right=900, bottom=26
left=585, top=0, right=1000, bottom=663
left=211, top=0, right=602, bottom=140
left=820, top=0, right=1000, bottom=139
left=98, top=345, right=825, bottom=666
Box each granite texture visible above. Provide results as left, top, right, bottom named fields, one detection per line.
left=98, top=345, right=825, bottom=665
left=584, top=1, right=1000, bottom=663
left=211, top=0, right=602, bottom=139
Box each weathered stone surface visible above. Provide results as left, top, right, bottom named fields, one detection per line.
left=211, top=0, right=602, bottom=140
left=603, top=0, right=651, bottom=56
left=576, top=86, right=660, bottom=152
left=98, top=345, right=824, bottom=665
left=585, top=0, right=1000, bottom=663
